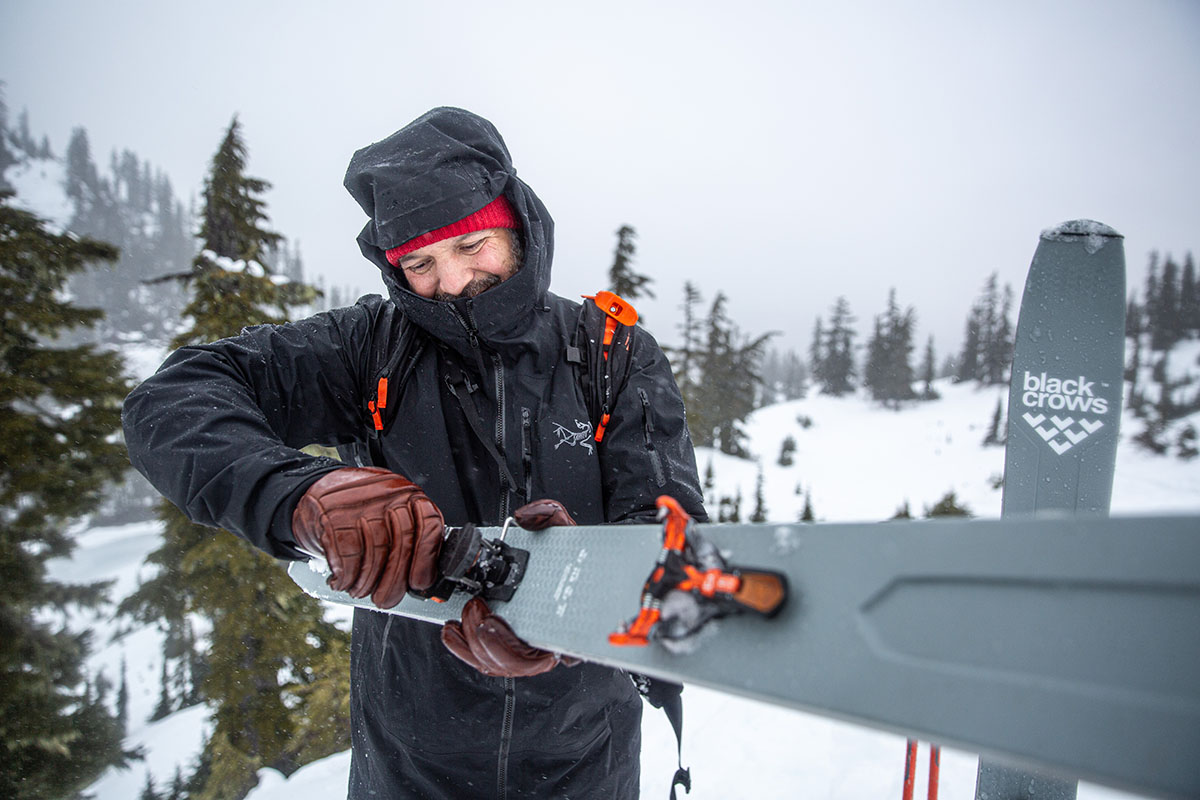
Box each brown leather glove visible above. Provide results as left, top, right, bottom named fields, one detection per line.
left=511, top=498, right=576, bottom=530
left=292, top=467, right=444, bottom=608
left=440, top=499, right=580, bottom=677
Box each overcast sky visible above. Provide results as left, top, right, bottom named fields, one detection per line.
left=3, top=0, right=1198, bottom=356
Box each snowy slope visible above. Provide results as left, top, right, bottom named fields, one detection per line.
left=53, top=378, right=1198, bottom=800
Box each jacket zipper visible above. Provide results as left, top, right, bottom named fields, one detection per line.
left=444, top=303, right=516, bottom=797
left=493, top=351, right=510, bottom=519
left=639, top=387, right=666, bottom=486
left=498, top=677, right=515, bottom=799
left=521, top=407, right=533, bottom=500
left=445, top=303, right=511, bottom=520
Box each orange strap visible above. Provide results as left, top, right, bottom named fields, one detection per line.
left=369, top=377, right=389, bottom=431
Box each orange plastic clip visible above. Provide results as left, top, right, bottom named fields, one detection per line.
left=594, top=412, right=612, bottom=443
left=582, top=290, right=639, bottom=327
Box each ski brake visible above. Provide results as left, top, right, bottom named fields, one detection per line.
left=609, top=495, right=789, bottom=646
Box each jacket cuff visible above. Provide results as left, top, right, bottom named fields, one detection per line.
left=267, top=459, right=345, bottom=560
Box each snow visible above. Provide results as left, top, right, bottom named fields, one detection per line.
left=6, top=156, right=73, bottom=231
left=48, top=376, right=1196, bottom=800
left=1042, top=219, right=1122, bottom=240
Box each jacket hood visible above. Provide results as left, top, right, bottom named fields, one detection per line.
left=344, top=107, right=555, bottom=353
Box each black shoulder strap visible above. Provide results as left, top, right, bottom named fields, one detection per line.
left=337, top=307, right=427, bottom=467
left=662, top=691, right=691, bottom=800
left=365, top=313, right=427, bottom=435
left=570, top=291, right=639, bottom=444
left=633, top=674, right=691, bottom=799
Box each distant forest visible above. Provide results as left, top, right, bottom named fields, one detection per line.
left=4, top=94, right=1198, bottom=800
left=2, top=97, right=1197, bottom=463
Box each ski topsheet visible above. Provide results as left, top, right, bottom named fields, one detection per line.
left=977, top=220, right=1126, bottom=800
left=289, top=220, right=1200, bottom=799
left=290, top=512, right=1200, bottom=800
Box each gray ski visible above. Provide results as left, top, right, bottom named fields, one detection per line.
left=288, top=220, right=1200, bottom=799
left=289, top=510, right=1200, bottom=800
left=976, top=220, right=1127, bottom=800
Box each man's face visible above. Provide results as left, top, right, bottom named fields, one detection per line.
left=395, top=229, right=520, bottom=301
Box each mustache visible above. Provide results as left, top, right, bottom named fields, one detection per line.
left=433, top=273, right=504, bottom=302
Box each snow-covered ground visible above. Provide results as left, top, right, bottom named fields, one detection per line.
left=51, top=377, right=1198, bottom=799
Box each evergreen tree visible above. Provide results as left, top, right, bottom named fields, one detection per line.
left=671, top=281, right=705, bottom=436
left=956, top=273, right=1013, bottom=385
left=780, top=349, right=808, bottom=401
left=117, top=657, right=130, bottom=731
left=751, top=464, right=768, bottom=523
left=64, top=126, right=193, bottom=344
left=778, top=435, right=797, bottom=467
left=150, top=658, right=174, bottom=722
left=141, top=773, right=163, bottom=800
left=984, top=283, right=1015, bottom=384
left=760, top=348, right=808, bottom=406
left=863, top=288, right=917, bottom=408
left=0, top=190, right=133, bottom=799
left=0, top=85, right=17, bottom=189
left=1143, top=252, right=1161, bottom=348
left=1181, top=253, right=1198, bottom=335
left=607, top=224, right=654, bottom=302
left=814, top=297, right=857, bottom=396
left=956, top=307, right=982, bottom=383
left=168, top=767, right=187, bottom=800
left=1151, top=255, right=1182, bottom=351
left=924, top=491, right=972, bottom=517
left=1125, top=291, right=1146, bottom=413
left=919, top=335, right=940, bottom=400
left=807, top=316, right=825, bottom=390
left=799, top=490, right=815, bottom=522
left=693, top=292, right=773, bottom=455
left=130, top=119, right=346, bottom=799
left=983, top=398, right=1006, bottom=447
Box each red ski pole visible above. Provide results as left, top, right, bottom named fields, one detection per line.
left=928, top=745, right=941, bottom=800
left=903, top=740, right=940, bottom=800
left=903, top=739, right=919, bottom=800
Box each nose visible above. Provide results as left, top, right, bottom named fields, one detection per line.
left=436, top=256, right=474, bottom=297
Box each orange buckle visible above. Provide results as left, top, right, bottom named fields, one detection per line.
left=582, top=290, right=639, bottom=327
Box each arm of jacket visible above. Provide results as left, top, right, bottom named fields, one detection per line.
left=597, top=327, right=709, bottom=525
left=122, top=297, right=391, bottom=558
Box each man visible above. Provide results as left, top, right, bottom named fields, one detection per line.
left=123, top=107, right=706, bottom=798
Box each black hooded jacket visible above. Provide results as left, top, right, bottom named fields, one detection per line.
left=123, top=107, right=706, bottom=799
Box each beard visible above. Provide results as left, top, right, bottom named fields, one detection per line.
left=434, top=271, right=506, bottom=302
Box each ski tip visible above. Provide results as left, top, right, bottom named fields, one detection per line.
left=1040, top=219, right=1123, bottom=241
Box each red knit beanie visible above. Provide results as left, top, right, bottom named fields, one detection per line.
left=385, top=195, right=520, bottom=266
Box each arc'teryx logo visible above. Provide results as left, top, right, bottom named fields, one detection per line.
left=1019, top=371, right=1111, bottom=455
left=552, top=420, right=595, bottom=455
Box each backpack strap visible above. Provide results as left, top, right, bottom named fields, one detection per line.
left=633, top=674, right=691, bottom=799
left=571, top=290, right=639, bottom=444
left=337, top=307, right=428, bottom=467
left=365, top=315, right=427, bottom=435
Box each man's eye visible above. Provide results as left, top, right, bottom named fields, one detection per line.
left=403, top=261, right=432, bottom=274
left=460, top=238, right=486, bottom=254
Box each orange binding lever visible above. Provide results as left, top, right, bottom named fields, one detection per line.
left=609, top=496, right=789, bottom=647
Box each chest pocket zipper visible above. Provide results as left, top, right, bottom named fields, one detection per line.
left=521, top=407, right=533, bottom=500
left=639, top=387, right=666, bottom=487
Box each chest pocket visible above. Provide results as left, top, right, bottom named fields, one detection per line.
left=518, top=369, right=606, bottom=525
